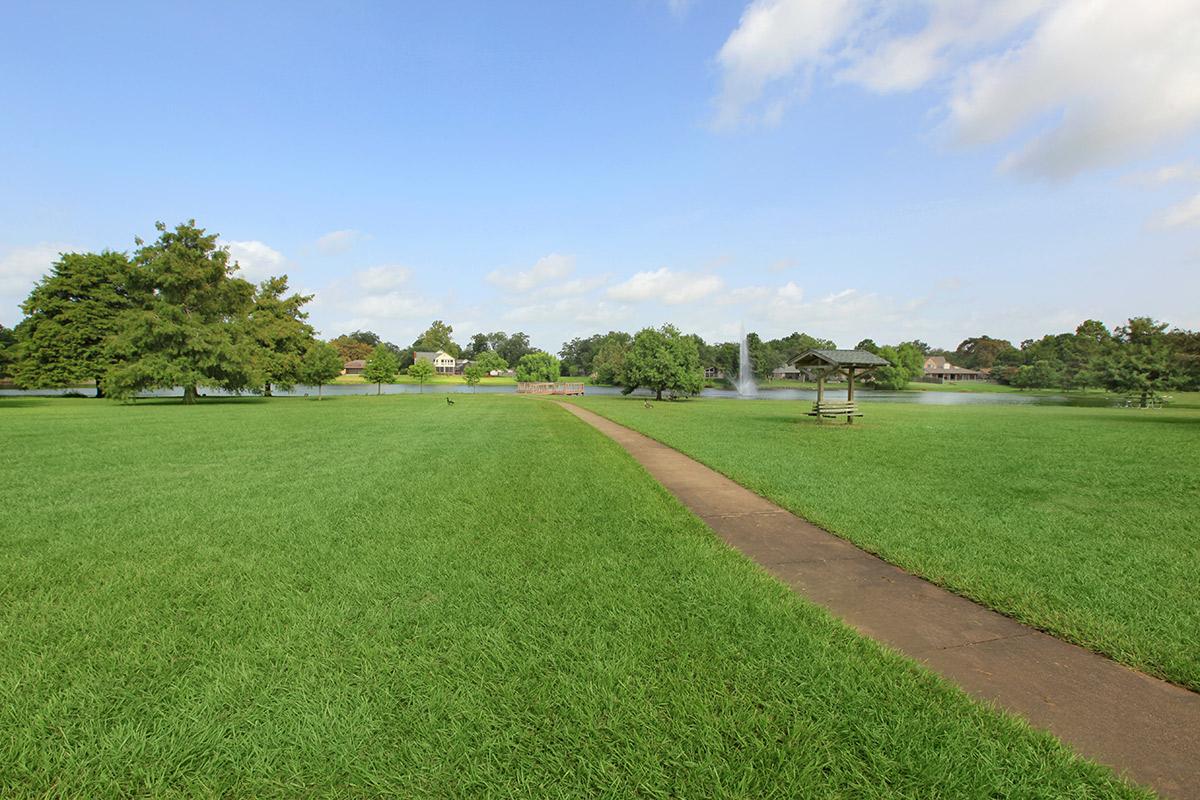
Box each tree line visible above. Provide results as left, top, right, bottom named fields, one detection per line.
left=2, top=220, right=1196, bottom=406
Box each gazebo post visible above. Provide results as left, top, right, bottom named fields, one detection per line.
left=846, top=367, right=855, bottom=425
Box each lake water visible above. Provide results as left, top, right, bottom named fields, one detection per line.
left=0, top=382, right=1095, bottom=406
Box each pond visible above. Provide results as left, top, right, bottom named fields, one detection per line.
left=0, top=382, right=1102, bottom=406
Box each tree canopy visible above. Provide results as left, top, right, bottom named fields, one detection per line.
left=13, top=251, right=134, bottom=396
left=104, top=221, right=263, bottom=403
left=299, top=340, right=344, bottom=398
left=473, top=350, right=508, bottom=374
left=515, top=351, right=560, bottom=382
left=408, top=359, right=435, bottom=391
left=246, top=276, right=314, bottom=394
left=620, top=324, right=703, bottom=400
left=411, top=320, right=460, bottom=358
left=363, top=344, right=398, bottom=394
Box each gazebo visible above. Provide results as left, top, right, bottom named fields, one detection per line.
left=787, top=348, right=890, bottom=424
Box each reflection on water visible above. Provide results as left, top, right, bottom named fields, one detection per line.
left=0, top=382, right=1095, bottom=406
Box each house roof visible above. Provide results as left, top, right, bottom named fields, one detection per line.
left=413, top=350, right=450, bottom=361
left=344, top=359, right=366, bottom=369
left=788, top=348, right=891, bottom=369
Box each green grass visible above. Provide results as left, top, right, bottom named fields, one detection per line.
left=570, top=395, right=1200, bottom=691
left=0, top=396, right=1146, bottom=797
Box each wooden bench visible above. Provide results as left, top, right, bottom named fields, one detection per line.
left=808, top=401, right=861, bottom=420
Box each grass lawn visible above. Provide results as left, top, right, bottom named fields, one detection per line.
left=0, top=395, right=1144, bottom=797
left=569, top=395, right=1200, bottom=692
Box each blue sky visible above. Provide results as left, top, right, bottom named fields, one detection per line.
left=2, top=0, right=1198, bottom=351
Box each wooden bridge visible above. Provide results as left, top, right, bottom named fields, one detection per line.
left=516, top=381, right=585, bottom=396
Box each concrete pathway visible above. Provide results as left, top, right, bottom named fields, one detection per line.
left=559, top=402, right=1200, bottom=799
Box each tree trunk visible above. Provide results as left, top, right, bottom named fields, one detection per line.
left=1140, top=389, right=1149, bottom=408
left=94, top=376, right=105, bottom=399
left=183, top=385, right=197, bottom=404
left=656, top=387, right=663, bottom=401
left=377, top=382, right=382, bottom=396
left=264, top=382, right=272, bottom=397
left=318, top=383, right=323, bottom=400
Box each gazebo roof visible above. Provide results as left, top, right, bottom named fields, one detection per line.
left=788, top=348, right=891, bottom=369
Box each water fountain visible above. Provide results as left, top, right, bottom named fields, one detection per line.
left=736, top=324, right=758, bottom=397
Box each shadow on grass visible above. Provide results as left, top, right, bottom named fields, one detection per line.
left=119, top=396, right=273, bottom=408
left=0, top=398, right=54, bottom=409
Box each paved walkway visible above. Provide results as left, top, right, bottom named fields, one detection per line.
left=559, top=403, right=1200, bottom=799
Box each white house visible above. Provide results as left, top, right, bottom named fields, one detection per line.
left=413, top=350, right=458, bottom=374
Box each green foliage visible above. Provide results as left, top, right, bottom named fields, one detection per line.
left=592, top=339, right=629, bottom=385
left=329, top=333, right=376, bottom=362
left=954, top=336, right=1018, bottom=369
left=104, top=221, right=260, bottom=403
left=559, top=331, right=631, bottom=377
left=298, top=341, right=344, bottom=398
left=363, top=344, right=398, bottom=393
left=463, top=363, right=484, bottom=390
left=0, top=324, right=15, bottom=378
left=407, top=359, right=435, bottom=391
left=464, top=332, right=490, bottom=359
left=495, top=331, right=535, bottom=367
left=245, top=276, right=314, bottom=393
left=473, top=350, right=508, bottom=374
left=411, top=320, right=460, bottom=358
left=1097, top=318, right=1180, bottom=406
left=515, top=351, right=561, bottom=382
left=13, top=251, right=135, bottom=395
left=867, top=342, right=925, bottom=389
left=620, top=324, right=703, bottom=400
left=1011, top=360, right=1063, bottom=390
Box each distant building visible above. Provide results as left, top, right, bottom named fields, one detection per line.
left=922, top=355, right=983, bottom=382
left=413, top=350, right=458, bottom=374
left=704, top=366, right=725, bottom=379
left=343, top=359, right=366, bottom=375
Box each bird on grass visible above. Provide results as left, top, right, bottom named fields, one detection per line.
left=446, top=396, right=455, bottom=406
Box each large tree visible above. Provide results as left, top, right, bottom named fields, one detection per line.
left=105, top=222, right=259, bottom=403
left=620, top=324, right=703, bottom=400
left=411, top=320, right=460, bottom=357
left=1098, top=318, right=1181, bottom=407
left=494, top=331, right=535, bottom=367
left=246, top=276, right=314, bottom=395
left=13, top=251, right=134, bottom=396
left=954, top=336, right=1017, bottom=369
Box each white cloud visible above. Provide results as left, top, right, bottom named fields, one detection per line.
left=487, top=253, right=575, bottom=292
left=952, top=0, right=1200, bottom=178
left=222, top=240, right=286, bottom=282
left=712, top=0, right=1200, bottom=179
left=355, top=265, right=412, bottom=292
left=714, top=0, right=857, bottom=129
left=607, top=267, right=725, bottom=304
left=0, top=243, right=71, bottom=295
left=316, top=229, right=365, bottom=254
left=1124, top=161, right=1200, bottom=187
left=1154, top=192, right=1200, bottom=229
